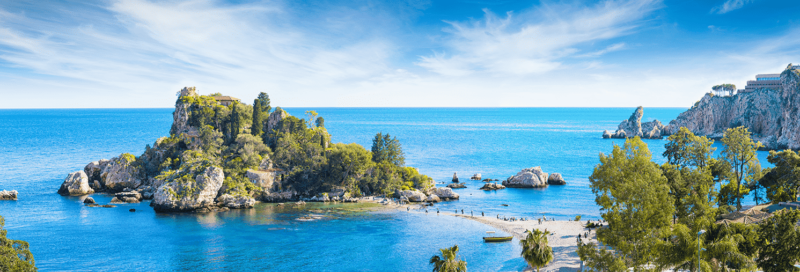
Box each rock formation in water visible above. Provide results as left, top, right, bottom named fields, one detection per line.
left=58, top=171, right=95, bottom=196
left=0, top=190, right=18, bottom=200
left=663, top=65, right=800, bottom=150
left=547, top=173, right=566, bottom=185
left=603, top=106, right=666, bottom=139
left=480, top=183, right=506, bottom=190
left=152, top=166, right=225, bottom=212
left=503, top=167, right=549, bottom=188
left=470, top=173, right=481, bottom=180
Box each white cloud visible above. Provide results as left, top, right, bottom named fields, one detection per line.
left=710, top=0, right=753, bottom=14
left=416, top=0, right=661, bottom=76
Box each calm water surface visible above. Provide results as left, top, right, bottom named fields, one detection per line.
left=0, top=108, right=773, bottom=271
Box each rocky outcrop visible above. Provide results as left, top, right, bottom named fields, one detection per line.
left=169, top=86, right=197, bottom=136
left=503, top=167, right=549, bottom=188
left=470, top=173, right=481, bottom=180
left=58, top=171, right=95, bottom=196
left=152, top=166, right=225, bottom=212
left=480, top=183, right=506, bottom=190
left=426, top=195, right=441, bottom=202
left=83, top=197, right=95, bottom=204
left=101, top=155, right=143, bottom=192
left=431, top=187, right=459, bottom=200
left=258, top=190, right=296, bottom=202
left=396, top=189, right=426, bottom=202
left=246, top=169, right=279, bottom=191
left=662, top=65, right=800, bottom=150
left=547, top=173, right=566, bottom=185
left=115, top=191, right=142, bottom=203
left=452, top=173, right=459, bottom=182
left=0, top=190, right=18, bottom=200
left=266, top=108, right=289, bottom=133
left=605, top=107, right=666, bottom=139
left=84, top=159, right=110, bottom=191
left=447, top=183, right=466, bottom=189
left=216, top=194, right=256, bottom=209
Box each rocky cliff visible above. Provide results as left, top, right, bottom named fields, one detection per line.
left=664, top=65, right=800, bottom=150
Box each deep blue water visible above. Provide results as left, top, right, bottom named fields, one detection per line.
left=0, top=108, right=774, bottom=271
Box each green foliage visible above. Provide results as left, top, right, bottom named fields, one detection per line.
left=371, top=132, right=405, bottom=167
left=761, top=150, right=800, bottom=203
left=521, top=229, right=554, bottom=272
left=757, top=209, right=800, bottom=272
left=223, top=134, right=271, bottom=178
left=574, top=215, right=581, bottom=221
left=589, top=137, right=674, bottom=268
left=429, top=245, right=467, bottom=272
left=315, top=116, right=325, bottom=128
left=0, top=215, right=37, bottom=272
left=719, top=181, right=751, bottom=207
left=120, top=153, right=136, bottom=163
left=576, top=241, right=627, bottom=272
left=326, top=143, right=373, bottom=191
left=663, top=127, right=716, bottom=168
left=721, top=126, right=763, bottom=210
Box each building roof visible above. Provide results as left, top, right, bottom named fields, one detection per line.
left=211, top=96, right=241, bottom=102
left=756, top=73, right=780, bottom=78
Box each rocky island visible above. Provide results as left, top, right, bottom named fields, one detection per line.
left=57, top=87, right=456, bottom=212
left=602, top=106, right=666, bottom=139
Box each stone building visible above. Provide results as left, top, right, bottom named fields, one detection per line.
left=211, top=96, right=241, bottom=106
left=742, top=73, right=781, bottom=93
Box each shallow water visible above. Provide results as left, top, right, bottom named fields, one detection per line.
left=0, top=108, right=773, bottom=271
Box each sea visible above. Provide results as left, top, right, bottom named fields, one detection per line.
left=0, top=108, right=775, bottom=271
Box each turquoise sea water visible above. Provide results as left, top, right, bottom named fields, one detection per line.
left=0, top=108, right=774, bottom=271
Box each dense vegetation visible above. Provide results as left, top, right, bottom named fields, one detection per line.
left=138, top=91, right=433, bottom=199
left=578, top=126, right=800, bottom=271
left=429, top=245, right=467, bottom=272
left=0, top=215, right=36, bottom=271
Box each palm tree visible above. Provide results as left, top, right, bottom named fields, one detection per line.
left=521, top=229, right=554, bottom=272
left=430, top=245, right=467, bottom=272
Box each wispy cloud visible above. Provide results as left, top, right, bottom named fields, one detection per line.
left=710, top=0, right=753, bottom=14
left=416, top=0, right=661, bottom=76
left=575, top=43, right=626, bottom=58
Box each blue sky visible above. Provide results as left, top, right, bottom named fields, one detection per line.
left=1, top=0, right=799, bottom=108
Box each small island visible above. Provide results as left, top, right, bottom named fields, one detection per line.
left=57, top=87, right=459, bottom=212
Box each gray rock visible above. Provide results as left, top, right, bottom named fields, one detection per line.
left=58, top=171, right=95, bottom=196
left=480, top=183, right=506, bottom=190
left=84, top=159, right=110, bottom=190
left=447, top=183, right=466, bottom=189
left=396, top=189, right=426, bottom=202
left=216, top=194, right=256, bottom=209
left=267, top=108, right=289, bottom=133
left=110, top=197, right=125, bottom=204
left=470, top=173, right=482, bottom=180
left=115, top=191, right=142, bottom=203
left=152, top=166, right=225, bottom=212
left=605, top=107, right=665, bottom=139
left=169, top=87, right=196, bottom=136
left=547, top=173, right=566, bottom=185
left=101, top=155, right=143, bottom=192
left=503, top=167, right=549, bottom=188
left=432, top=187, right=460, bottom=200
left=246, top=169, right=279, bottom=191
left=259, top=155, right=273, bottom=171
left=83, top=197, right=95, bottom=204
left=258, top=190, right=296, bottom=202
left=426, top=195, right=441, bottom=202
left=452, top=172, right=459, bottom=182
left=0, top=190, right=18, bottom=200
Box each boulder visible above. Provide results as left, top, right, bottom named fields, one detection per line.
left=503, top=167, right=548, bottom=188
left=396, top=190, right=426, bottom=202
left=216, top=194, right=256, bottom=209
left=258, top=190, right=296, bottom=202
left=110, top=197, right=125, bottom=204
left=480, top=183, right=506, bottom=190
left=84, top=159, right=110, bottom=190
left=452, top=172, right=459, bottom=182
left=152, top=166, right=225, bottom=212
left=83, top=197, right=95, bottom=204
left=432, top=187, right=460, bottom=200
left=470, top=173, right=482, bottom=180
left=447, top=183, right=466, bottom=189
left=0, top=190, right=18, bottom=200
left=602, top=130, right=612, bottom=139
left=115, top=191, right=142, bottom=203
left=547, top=173, right=567, bottom=185
left=426, top=195, right=441, bottom=202
left=58, top=171, right=95, bottom=196
left=101, top=155, right=143, bottom=192
left=246, top=169, right=278, bottom=191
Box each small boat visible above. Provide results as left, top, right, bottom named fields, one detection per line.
left=483, top=231, right=513, bottom=242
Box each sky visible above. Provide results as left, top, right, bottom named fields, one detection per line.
left=1, top=0, right=800, bottom=108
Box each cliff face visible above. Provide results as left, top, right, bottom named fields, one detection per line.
left=665, top=67, right=800, bottom=149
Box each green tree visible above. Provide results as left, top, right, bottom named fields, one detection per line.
left=230, top=102, right=242, bottom=141
left=305, top=110, right=318, bottom=129
left=521, top=229, right=554, bottom=272
left=371, top=132, right=405, bottom=167
left=251, top=100, right=264, bottom=136
left=577, top=240, right=627, bottom=272
left=326, top=143, right=373, bottom=190
left=315, top=116, right=325, bottom=128
left=0, top=215, right=37, bottom=272
left=719, top=181, right=750, bottom=208
left=720, top=127, right=763, bottom=210
left=764, top=150, right=800, bottom=202
left=663, top=127, right=716, bottom=168
left=255, top=92, right=271, bottom=114
left=589, top=137, right=675, bottom=268
left=757, top=209, right=800, bottom=272
left=429, top=245, right=467, bottom=272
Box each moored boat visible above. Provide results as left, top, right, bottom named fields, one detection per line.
left=482, top=231, right=513, bottom=242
